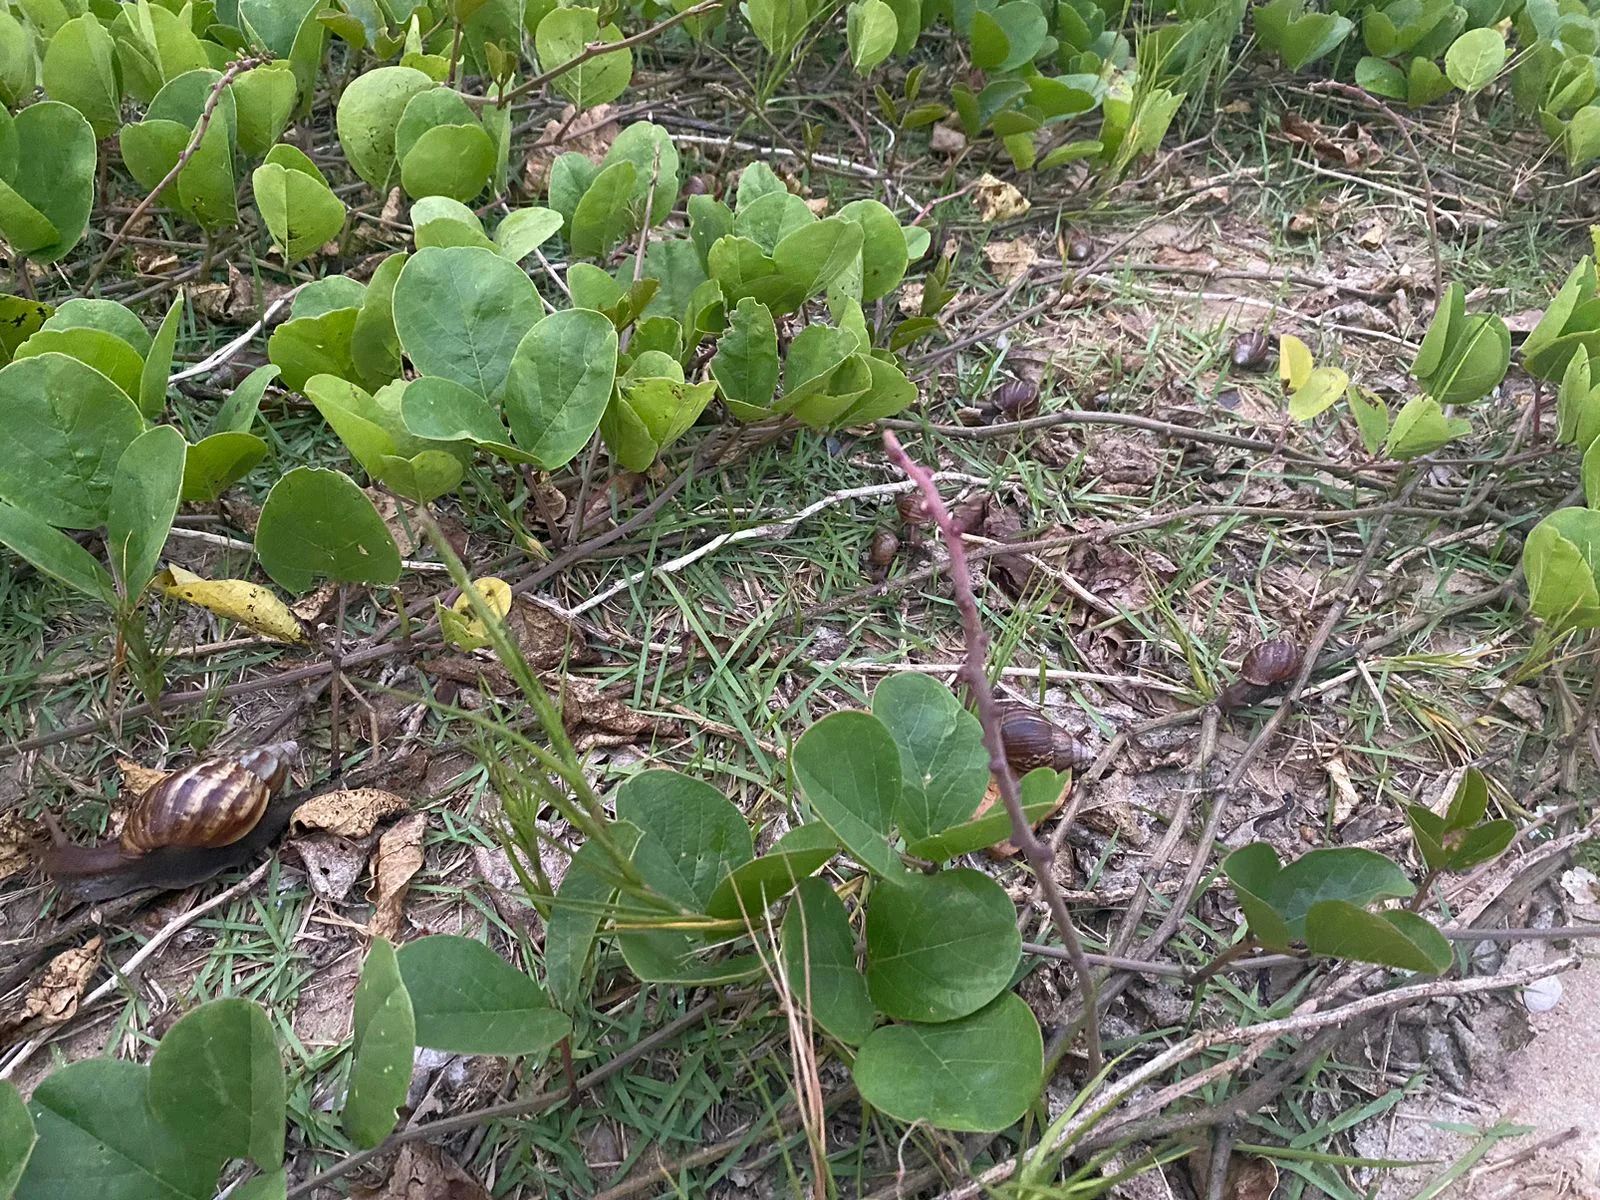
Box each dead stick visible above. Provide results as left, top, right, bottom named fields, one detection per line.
left=884, top=430, right=1102, bottom=1074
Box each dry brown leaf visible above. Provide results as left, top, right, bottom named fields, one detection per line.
left=1280, top=112, right=1382, bottom=170
left=1355, top=218, right=1387, bottom=249
left=293, top=788, right=411, bottom=837
left=0, top=937, right=103, bottom=1039
left=353, top=1144, right=489, bottom=1200
left=523, top=104, right=619, bottom=193
left=368, top=813, right=426, bottom=940
left=983, top=238, right=1038, bottom=285
left=190, top=264, right=256, bottom=325
left=117, top=757, right=168, bottom=796
left=551, top=675, right=672, bottom=750
left=133, top=248, right=179, bottom=276
left=0, top=812, right=35, bottom=883
left=1324, top=753, right=1361, bottom=826
left=291, top=581, right=341, bottom=625
left=510, top=598, right=599, bottom=671
left=929, top=122, right=966, bottom=155
left=974, top=173, right=1029, bottom=222
left=293, top=834, right=368, bottom=902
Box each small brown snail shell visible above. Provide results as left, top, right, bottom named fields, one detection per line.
left=998, top=707, right=1093, bottom=773
left=1066, top=234, right=1093, bottom=263
left=1231, top=330, right=1270, bottom=371
left=42, top=742, right=298, bottom=901
left=896, top=490, right=933, bottom=528
left=1239, top=638, right=1304, bottom=686
left=682, top=175, right=710, bottom=196
left=868, top=528, right=899, bottom=567
left=991, top=379, right=1040, bottom=420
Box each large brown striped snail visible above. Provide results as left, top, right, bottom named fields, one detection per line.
left=42, top=742, right=299, bottom=902
left=997, top=706, right=1093, bottom=773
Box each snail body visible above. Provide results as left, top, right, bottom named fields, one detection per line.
left=998, top=707, right=1093, bottom=773
left=43, top=742, right=298, bottom=902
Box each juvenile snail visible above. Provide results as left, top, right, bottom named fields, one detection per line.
left=991, top=380, right=1040, bottom=420
left=998, top=707, right=1093, bottom=773
left=1217, top=639, right=1304, bottom=711
left=42, top=742, right=299, bottom=903
left=1231, top=330, right=1271, bottom=371
left=867, top=528, right=900, bottom=568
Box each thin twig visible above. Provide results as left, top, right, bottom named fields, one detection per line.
left=464, top=0, right=722, bottom=108
left=884, top=431, right=1102, bottom=1074
left=85, top=56, right=264, bottom=289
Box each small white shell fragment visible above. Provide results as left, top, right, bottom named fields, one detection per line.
left=1521, top=976, right=1563, bottom=1013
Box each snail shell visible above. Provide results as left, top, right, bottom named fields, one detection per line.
left=1238, top=639, right=1304, bottom=687
left=991, top=379, right=1040, bottom=419
left=119, top=742, right=296, bottom=854
left=896, top=490, right=933, bottom=528
left=868, top=528, right=900, bottom=567
left=998, top=707, right=1092, bottom=773
left=1231, top=330, right=1270, bottom=370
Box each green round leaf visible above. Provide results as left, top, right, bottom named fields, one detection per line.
left=1444, top=26, right=1505, bottom=93
left=392, top=246, right=541, bottom=399
left=181, top=432, right=269, bottom=503
left=847, top=0, right=898, bottom=72
left=792, top=709, right=907, bottom=882
left=232, top=62, right=299, bottom=157
left=0, top=101, right=96, bottom=264
left=494, top=206, right=564, bottom=261
left=1305, top=901, right=1453, bottom=973
left=870, top=672, right=989, bottom=841
left=0, top=500, right=117, bottom=602
left=535, top=7, right=631, bottom=109
left=615, top=768, right=753, bottom=913
left=14, top=328, right=146, bottom=402
left=0, top=352, right=144, bottom=529
left=865, top=868, right=1021, bottom=1022
left=43, top=298, right=153, bottom=356
left=837, top=198, right=910, bottom=303
left=501, top=306, right=618, bottom=469
left=41, top=14, right=120, bottom=138
left=252, top=160, right=348, bottom=263
left=107, top=424, right=185, bottom=601
left=343, top=938, right=416, bottom=1149
left=782, top=877, right=875, bottom=1044
left=399, top=122, right=496, bottom=203
left=704, top=823, right=839, bottom=920
left=17, top=1060, right=215, bottom=1200
left=335, top=65, right=436, bottom=190
left=0, top=1080, right=35, bottom=1197
left=255, top=466, right=402, bottom=592
left=396, top=935, right=572, bottom=1056
left=1525, top=507, right=1600, bottom=630
left=853, top=993, right=1042, bottom=1133
left=149, top=997, right=286, bottom=1171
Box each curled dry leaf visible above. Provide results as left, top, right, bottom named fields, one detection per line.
left=1280, top=112, right=1382, bottom=170
left=0, top=937, right=103, bottom=1040
left=552, top=675, right=672, bottom=750
left=291, top=581, right=341, bottom=625
left=294, top=834, right=368, bottom=902
left=353, top=1142, right=489, bottom=1200
left=1324, top=753, right=1361, bottom=826
left=292, top=788, right=411, bottom=838
left=973, top=173, right=1030, bottom=222
left=523, top=103, right=618, bottom=193
left=156, top=565, right=307, bottom=643
left=116, top=756, right=168, bottom=797
left=190, top=263, right=258, bottom=325
left=368, top=813, right=426, bottom=941
left=982, top=238, right=1038, bottom=285
left=510, top=597, right=599, bottom=671
left=439, top=577, right=514, bottom=652
left=0, top=812, right=35, bottom=882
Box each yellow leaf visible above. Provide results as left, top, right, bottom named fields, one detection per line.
left=155, top=565, right=307, bottom=643
left=1279, top=334, right=1313, bottom=390
left=440, top=576, right=513, bottom=651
